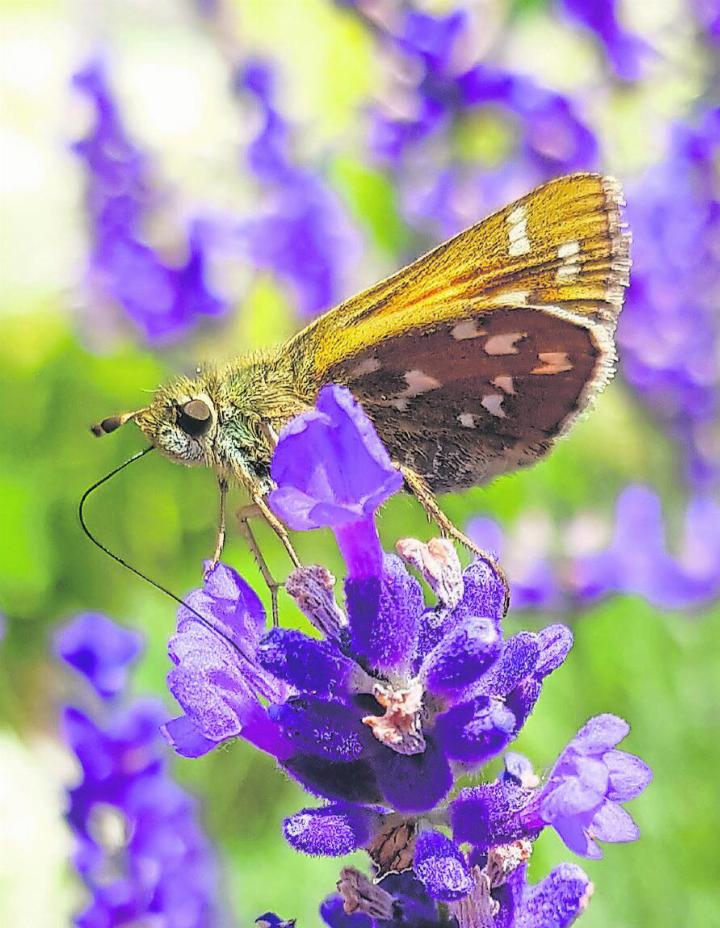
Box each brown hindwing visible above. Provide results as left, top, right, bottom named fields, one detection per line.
left=327, top=306, right=606, bottom=492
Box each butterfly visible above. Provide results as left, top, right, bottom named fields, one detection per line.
left=87, top=172, right=630, bottom=615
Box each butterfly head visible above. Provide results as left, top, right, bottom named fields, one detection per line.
left=91, top=374, right=221, bottom=468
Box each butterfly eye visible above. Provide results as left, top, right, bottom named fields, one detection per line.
left=177, top=399, right=213, bottom=437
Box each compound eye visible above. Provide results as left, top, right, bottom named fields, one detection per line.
left=177, top=398, right=212, bottom=437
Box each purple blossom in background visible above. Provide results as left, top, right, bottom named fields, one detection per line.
left=72, top=59, right=225, bottom=343
left=621, top=110, right=720, bottom=487
left=341, top=4, right=597, bottom=238
left=558, top=0, right=651, bottom=81
left=469, top=484, right=720, bottom=613
left=163, top=385, right=650, bottom=915
left=233, top=60, right=362, bottom=317
left=57, top=613, right=224, bottom=927
left=693, top=0, right=720, bottom=44
left=55, top=612, right=142, bottom=699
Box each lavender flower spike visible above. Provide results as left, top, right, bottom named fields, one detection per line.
left=269, top=384, right=403, bottom=577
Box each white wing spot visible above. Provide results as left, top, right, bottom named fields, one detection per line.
left=391, top=398, right=409, bottom=411
left=490, top=290, right=529, bottom=306
left=349, top=357, right=381, bottom=378
left=485, top=332, right=525, bottom=355
left=481, top=394, right=506, bottom=418
left=556, top=241, right=581, bottom=281
left=458, top=412, right=476, bottom=428
left=451, top=319, right=486, bottom=340
left=403, top=369, right=441, bottom=396
left=557, top=263, right=581, bottom=280
left=506, top=204, right=530, bottom=257
left=557, top=241, right=580, bottom=259
left=492, top=375, right=516, bottom=394
left=532, top=352, right=573, bottom=374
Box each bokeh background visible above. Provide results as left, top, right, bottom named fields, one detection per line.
left=1, top=0, right=719, bottom=925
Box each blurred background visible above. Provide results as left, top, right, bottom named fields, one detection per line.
left=1, top=0, right=718, bottom=924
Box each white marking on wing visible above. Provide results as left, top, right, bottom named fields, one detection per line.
left=506, top=204, right=530, bottom=256
left=492, top=375, right=516, bottom=394
left=531, top=352, right=573, bottom=374
left=458, top=412, right=476, bottom=428
left=556, top=240, right=581, bottom=281
left=485, top=332, right=525, bottom=355
left=349, top=357, right=381, bottom=378
left=451, top=319, right=486, bottom=340
left=490, top=290, right=529, bottom=306
left=557, top=240, right=580, bottom=259
left=481, top=394, right=506, bottom=418
left=403, top=369, right=441, bottom=396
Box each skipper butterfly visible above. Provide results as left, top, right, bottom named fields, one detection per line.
left=88, top=173, right=630, bottom=605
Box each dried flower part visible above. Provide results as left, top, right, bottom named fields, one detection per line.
left=484, top=839, right=533, bottom=888
left=396, top=536, right=464, bottom=608
left=367, top=815, right=417, bottom=877
left=448, top=867, right=498, bottom=928
left=362, top=681, right=426, bottom=755
left=285, top=565, right=348, bottom=638
left=337, top=867, right=395, bottom=919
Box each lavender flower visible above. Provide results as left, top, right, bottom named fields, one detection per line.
left=72, top=59, right=225, bottom=343
left=55, top=612, right=142, bottom=699
left=163, top=384, right=650, bottom=914
left=620, top=110, right=720, bottom=487
left=558, top=0, right=650, bottom=81
left=469, top=484, right=720, bottom=613
left=343, top=4, right=597, bottom=238
left=234, top=60, right=362, bottom=317
left=56, top=614, right=224, bottom=926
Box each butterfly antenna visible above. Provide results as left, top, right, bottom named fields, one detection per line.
left=79, top=446, right=253, bottom=661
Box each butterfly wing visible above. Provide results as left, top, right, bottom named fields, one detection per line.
left=286, top=173, right=630, bottom=492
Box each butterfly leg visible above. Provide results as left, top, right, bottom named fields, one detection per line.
left=237, top=505, right=281, bottom=626
left=205, top=478, right=228, bottom=577
left=399, top=464, right=489, bottom=557
left=235, top=495, right=301, bottom=627
left=251, top=494, right=302, bottom=569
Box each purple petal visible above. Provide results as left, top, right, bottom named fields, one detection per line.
left=534, top=624, right=574, bottom=678
left=552, top=812, right=602, bottom=859
left=604, top=750, right=653, bottom=801
left=517, top=862, right=593, bottom=928
left=269, top=385, right=403, bottom=531
left=347, top=554, right=423, bottom=673
left=257, top=628, right=353, bottom=698
left=283, top=755, right=382, bottom=806
left=161, top=716, right=217, bottom=758
left=414, top=830, right=471, bottom=901
left=454, top=557, right=509, bottom=625
left=541, top=757, right=609, bottom=819
left=373, top=736, right=453, bottom=813
left=570, top=714, right=630, bottom=755
left=505, top=677, right=543, bottom=733
left=590, top=800, right=640, bottom=843
left=450, top=781, right=538, bottom=851
left=269, top=698, right=371, bottom=762
left=283, top=804, right=374, bottom=856
left=473, top=632, right=540, bottom=698
left=434, top=697, right=515, bottom=763
left=421, top=617, right=500, bottom=697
